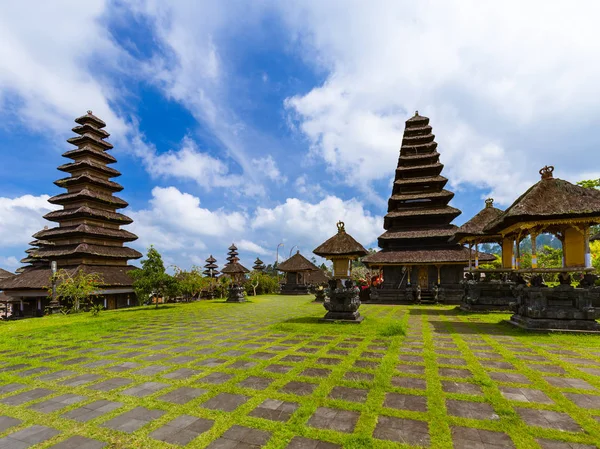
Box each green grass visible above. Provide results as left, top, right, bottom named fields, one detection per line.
left=0, top=295, right=599, bottom=448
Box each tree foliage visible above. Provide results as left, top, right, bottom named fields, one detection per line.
left=245, top=272, right=279, bottom=296
left=129, top=246, right=175, bottom=307
left=173, top=266, right=211, bottom=300
left=51, top=269, right=103, bottom=312
left=576, top=179, right=600, bottom=189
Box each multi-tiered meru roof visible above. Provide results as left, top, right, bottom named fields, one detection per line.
left=0, top=111, right=142, bottom=292
left=364, top=112, right=492, bottom=265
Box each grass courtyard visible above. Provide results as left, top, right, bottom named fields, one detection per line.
left=0, top=296, right=599, bottom=449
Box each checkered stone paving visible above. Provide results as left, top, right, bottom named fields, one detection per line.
left=1, top=297, right=600, bottom=448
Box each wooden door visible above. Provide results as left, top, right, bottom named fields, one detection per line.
left=418, top=266, right=428, bottom=290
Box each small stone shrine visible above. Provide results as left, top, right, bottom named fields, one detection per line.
left=220, top=258, right=249, bottom=303
left=313, top=221, right=368, bottom=323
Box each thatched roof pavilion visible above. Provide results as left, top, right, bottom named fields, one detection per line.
left=221, top=259, right=250, bottom=283
left=277, top=252, right=319, bottom=272
left=314, top=222, right=369, bottom=259
left=277, top=251, right=328, bottom=294
left=484, top=166, right=600, bottom=270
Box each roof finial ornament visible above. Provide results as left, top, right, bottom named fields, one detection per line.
left=414, top=110, right=419, bottom=116
left=485, top=198, right=494, bottom=208
left=87, top=110, right=92, bottom=115
left=337, top=221, right=346, bottom=233
left=539, top=165, right=554, bottom=180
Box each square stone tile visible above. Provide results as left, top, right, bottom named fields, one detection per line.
left=199, top=372, right=233, bottom=384
left=536, top=438, right=597, bottom=449
left=397, top=364, right=426, bottom=375
left=281, top=381, right=317, bottom=396
left=500, top=386, right=554, bottom=404
left=37, top=370, right=76, bottom=381
left=399, top=355, right=424, bottom=363
left=197, top=357, right=227, bottom=367
left=544, top=377, right=595, bottom=390
left=252, top=352, right=276, bottom=360
left=238, top=376, right=274, bottom=390
left=163, top=368, right=201, bottom=380
left=62, top=357, right=89, bottom=365
left=18, top=367, right=52, bottom=377
left=301, top=368, right=331, bottom=378
left=564, top=393, right=600, bottom=409
left=0, top=416, right=21, bottom=433
left=0, top=388, right=54, bottom=405
left=384, top=392, right=427, bottom=412
left=354, top=360, right=379, bottom=369
left=87, top=377, right=132, bottom=392
left=307, top=407, right=359, bottom=433
left=285, top=436, right=341, bottom=449
left=442, top=381, right=483, bottom=396
left=106, top=362, right=140, bottom=373
left=438, top=357, right=468, bottom=366
left=60, top=374, right=103, bottom=387
left=48, top=436, right=107, bottom=448
left=159, top=387, right=207, bottom=405
left=447, top=399, right=498, bottom=420
left=169, top=355, right=197, bottom=364
left=344, top=371, right=374, bottom=382
left=229, top=360, right=258, bottom=370
left=207, top=425, right=270, bottom=448
left=62, top=400, right=123, bottom=422
left=439, top=368, right=473, bottom=379
left=481, top=360, right=515, bottom=370
left=452, top=426, right=514, bottom=449
left=488, top=372, right=531, bottom=384
left=149, top=415, right=213, bottom=446
left=28, top=394, right=87, bottom=413
left=329, top=386, right=369, bottom=403
left=101, top=406, right=165, bottom=433
left=122, top=381, right=168, bottom=397
left=142, top=354, right=170, bottom=362
left=0, top=383, right=27, bottom=395
left=133, top=365, right=170, bottom=376
left=392, top=377, right=427, bottom=390
left=373, top=415, right=430, bottom=446
left=516, top=408, right=581, bottom=432
left=265, top=364, right=294, bottom=374
left=0, top=425, right=60, bottom=447
left=202, top=393, right=249, bottom=411
left=249, top=399, right=299, bottom=422
left=533, top=364, right=567, bottom=374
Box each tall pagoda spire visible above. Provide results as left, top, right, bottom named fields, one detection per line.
left=252, top=258, right=265, bottom=272
left=379, top=111, right=460, bottom=249
left=226, top=244, right=239, bottom=265
left=27, top=111, right=142, bottom=266
left=203, top=255, right=219, bottom=278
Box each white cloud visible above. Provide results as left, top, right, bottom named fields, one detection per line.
left=251, top=156, right=287, bottom=185
left=237, top=240, right=270, bottom=256
left=0, top=195, right=57, bottom=247
left=0, top=256, right=19, bottom=272
left=279, top=0, right=600, bottom=205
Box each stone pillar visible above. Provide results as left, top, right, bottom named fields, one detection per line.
left=584, top=226, right=592, bottom=268
left=103, top=298, right=107, bottom=309
left=20, top=300, right=23, bottom=312
left=436, top=265, right=441, bottom=284
left=127, top=296, right=130, bottom=306
left=531, top=232, right=538, bottom=269
left=407, top=266, right=411, bottom=285
left=515, top=237, right=521, bottom=269
left=512, top=237, right=516, bottom=269
left=468, top=243, right=473, bottom=270
left=475, top=242, right=479, bottom=269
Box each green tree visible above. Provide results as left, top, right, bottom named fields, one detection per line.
left=129, top=246, right=175, bottom=308
left=577, top=179, right=600, bottom=189
left=51, top=269, right=103, bottom=312
left=245, top=272, right=279, bottom=296
left=174, top=266, right=209, bottom=301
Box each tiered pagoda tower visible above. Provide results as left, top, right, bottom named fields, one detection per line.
left=203, top=255, right=219, bottom=278
left=363, top=112, right=492, bottom=303
left=0, top=111, right=142, bottom=311
left=226, top=244, right=239, bottom=265
left=252, top=258, right=265, bottom=272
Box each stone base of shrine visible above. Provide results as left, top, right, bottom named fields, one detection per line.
left=320, top=311, right=364, bottom=324
left=368, top=285, right=463, bottom=304
left=280, top=284, right=310, bottom=295
left=226, top=286, right=246, bottom=303
left=459, top=282, right=514, bottom=312
left=508, top=314, right=600, bottom=333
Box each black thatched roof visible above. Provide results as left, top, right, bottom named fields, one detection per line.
left=221, top=261, right=250, bottom=274
left=453, top=199, right=504, bottom=242
left=313, top=222, right=368, bottom=257
left=363, top=247, right=496, bottom=265
left=0, top=265, right=137, bottom=291
left=277, top=252, right=318, bottom=272
left=485, top=167, right=600, bottom=233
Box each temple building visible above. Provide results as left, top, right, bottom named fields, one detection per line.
left=252, top=258, right=266, bottom=272
left=277, top=252, right=327, bottom=295
left=0, top=112, right=142, bottom=313
left=226, top=244, right=239, bottom=266
left=363, top=112, right=493, bottom=303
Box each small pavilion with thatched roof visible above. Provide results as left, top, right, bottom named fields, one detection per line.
left=277, top=252, right=324, bottom=295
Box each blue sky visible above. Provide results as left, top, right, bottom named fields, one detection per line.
left=1, top=1, right=600, bottom=272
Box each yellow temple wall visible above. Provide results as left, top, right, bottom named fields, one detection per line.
left=564, top=227, right=584, bottom=267
left=502, top=238, right=513, bottom=268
